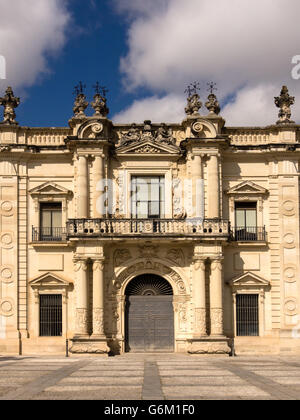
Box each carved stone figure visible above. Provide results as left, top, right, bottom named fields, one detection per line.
left=274, top=86, right=295, bottom=125
left=120, top=123, right=141, bottom=146
left=156, top=123, right=175, bottom=145
left=0, top=87, right=20, bottom=125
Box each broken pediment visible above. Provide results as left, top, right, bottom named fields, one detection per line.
left=226, top=181, right=268, bottom=196
left=230, top=272, right=270, bottom=288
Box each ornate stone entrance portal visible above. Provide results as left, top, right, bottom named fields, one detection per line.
left=125, top=275, right=174, bottom=352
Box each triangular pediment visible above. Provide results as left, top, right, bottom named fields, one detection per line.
left=29, top=182, right=72, bottom=196
left=29, top=272, right=71, bottom=288
left=230, top=272, right=270, bottom=287
left=116, top=139, right=180, bottom=155
left=227, top=181, right=268, bottom=195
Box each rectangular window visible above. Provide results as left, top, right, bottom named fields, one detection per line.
left=236, top=294, right=259, bottom=336
left=40, top=294, right=62, bottom=337
left=235, top=202, right=257, bottom=241
left=131, top=176, right=165, bottom=219
left=40, top=202, right=62, bottom=240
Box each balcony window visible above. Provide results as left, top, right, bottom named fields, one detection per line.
left=131, top=176, right=165, bottom=219
left=40, top=202, right=62, bottom=241
left=235, top=202, right=258, bottom=241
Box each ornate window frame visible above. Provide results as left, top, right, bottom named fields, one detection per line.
left=29, top=182, right=73, bottom=230
left=29, top=272, right=72, bottom=338
left=226, top=181, right=268, bottom=228
left=229, top=272, right=270, bottom=337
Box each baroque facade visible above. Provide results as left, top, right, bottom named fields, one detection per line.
left=0, top=84, right=299, bottom=355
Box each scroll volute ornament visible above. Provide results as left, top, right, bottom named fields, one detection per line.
left=93, top=260, right=104, bottom=271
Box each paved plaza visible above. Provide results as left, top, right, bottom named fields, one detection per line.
left=0, top=353, right=300, bottom=400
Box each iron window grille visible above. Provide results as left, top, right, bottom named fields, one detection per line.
left=39, top=294, right=62, bottom=337
left=236, top=294, right=259, bottom=336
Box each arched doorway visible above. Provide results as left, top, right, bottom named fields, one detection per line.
left=125, top=274, right=174, bottom=352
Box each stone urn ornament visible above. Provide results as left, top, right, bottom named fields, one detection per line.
left=0, top=86, right=20, bottom=125
left=274, top=85, right=295, bottom=125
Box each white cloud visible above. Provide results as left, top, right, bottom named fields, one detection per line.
left=113, top=93, right=185, bottom=123
left=0, top=0, right=70, bottom=90
left=113, top=0, right=300, bottom=125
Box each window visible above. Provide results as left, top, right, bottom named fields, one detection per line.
left=40, top=202, right=62, bottom=240
left=235, top=202, right=257, bottom=241
left=39, top=294, right=62, bottom=337
left=131, top=176, right=165, bottom=219
left=236, top=294, right=259, bottom=336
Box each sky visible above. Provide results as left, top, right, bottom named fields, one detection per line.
left=0, top=0, right=300, bottom=127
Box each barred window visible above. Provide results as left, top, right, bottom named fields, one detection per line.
left=236, top=294, right=259, bottom=336
left=40, top=294, right=62, bottom=337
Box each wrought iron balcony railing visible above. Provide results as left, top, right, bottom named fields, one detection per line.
left=66, top=218, right=230, bottom=238
left=231, top=226, right=267, bottom=242
left=32, top=227, right=67, bottom=242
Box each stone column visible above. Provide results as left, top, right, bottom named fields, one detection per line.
left=92, top=259, right=105, bottom=337
left=209, top=258, right=224, bottom=336
left=193, top=258, right=207, bottom=337
left=93, top=154, right=105, bottom=218
left=193, top=154, right=204, bottom=219
left=77, top=155, right=88, bottom=218
left=207, top=154, right=219, bottom=219
left=74, top=258, right=89, bottom=337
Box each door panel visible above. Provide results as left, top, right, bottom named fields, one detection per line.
left=126, top=296, right=174, bottom=352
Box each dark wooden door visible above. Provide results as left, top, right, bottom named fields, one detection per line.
left=126, top=296, right=174, bottom=352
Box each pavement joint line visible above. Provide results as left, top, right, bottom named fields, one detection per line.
left=0, top=359, right=93, bottom=400
left=213, top=360, right=300, bottom=400
left=142, top=360, right=165, bottom=400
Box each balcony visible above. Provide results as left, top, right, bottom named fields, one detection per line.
left=65, top=218, right=230, bottom=239
left=32, top=227, right=67, bottom=242
left=231, top=226, right=267, bottom=242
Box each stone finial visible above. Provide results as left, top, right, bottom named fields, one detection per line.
left=274, top=85, right=295, bottom=125
left=185, top=82, right=202, bottom=116
left=0, top=86, right=20, bottom=125
left=91, top=82, right=109, bottom=117
left=73, top=82, right=88, bottom=117
left=205, top=82, right=221, bottom=115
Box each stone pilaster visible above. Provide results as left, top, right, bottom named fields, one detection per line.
left=93, top=154, right=105, bottom=218
left=73, top=258, right=89, bottom=337
left=77, top=155, right=88, bottom=218
left=92, top=259, right=105, bottom=337
left=193, top=258, right=207, bottom=337
left=210, top=258, right=224, bottom=336
left=192, top=154, right=204, bottom=219
left=207, top=154, right=219, bottom=219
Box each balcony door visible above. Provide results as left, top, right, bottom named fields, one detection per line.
left=131, top=176, right=165, bottom=219
left=40, top=202, right=62, bottom=241
left=235, top=202, right=257, bottom=241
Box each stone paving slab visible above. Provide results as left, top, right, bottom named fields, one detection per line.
left=0, top=354, right=300, bottom=400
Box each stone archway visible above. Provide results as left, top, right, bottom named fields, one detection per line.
left=124, top=274, right=174, bottom=352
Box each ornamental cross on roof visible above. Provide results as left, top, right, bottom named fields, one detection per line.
left=91, top=82, right=109, bottom=117
left=185, top=82, right=202, bottom=116
left=205, top=82, right=221, bottom=115
left=73, top=81, right=88, bottom=117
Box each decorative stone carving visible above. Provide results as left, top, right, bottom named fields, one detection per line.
left=195, top=308, right=207, bottom=335
left=114, top=249, right=132, bottom=267
left=134, top=144, right=161, bottom=154
left=205, top=82, right=220, bottom=115
left=92, top=308, right=104, bottom=333
left=120, top=124, right=141, bottom=146
left=0, top=298, right=15, bottom=317
left=274, top=86, right=295, bottom=125
left=139, top=243, right=158, bottom=258
left=0, top=86, right=20, bottom=125
left=185, top=82, right=202, bottom=116
left=91, top=83, right=109, bottom=117
left=166, top=249, right=185, bottom=267
left=75, top=308, right=89, bottom=333
left=73, top=82, right=88, bottom=117
left=0, top=146, right=12, bottom=153
left=210, top=308, right=223, bottom=335
left=156, top=124, right=176, bottom=145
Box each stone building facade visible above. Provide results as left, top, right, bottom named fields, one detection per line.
left=0, top=84, right=299, bottom=355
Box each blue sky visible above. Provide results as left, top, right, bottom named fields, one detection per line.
left=1, top=0, right=300, bottom=127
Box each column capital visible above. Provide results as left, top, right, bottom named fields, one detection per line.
left=92, top=258, right=105, bottom=271
left=193, top=257, right=206, bottom=271
left=73, top=257, right=88, bottom=272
